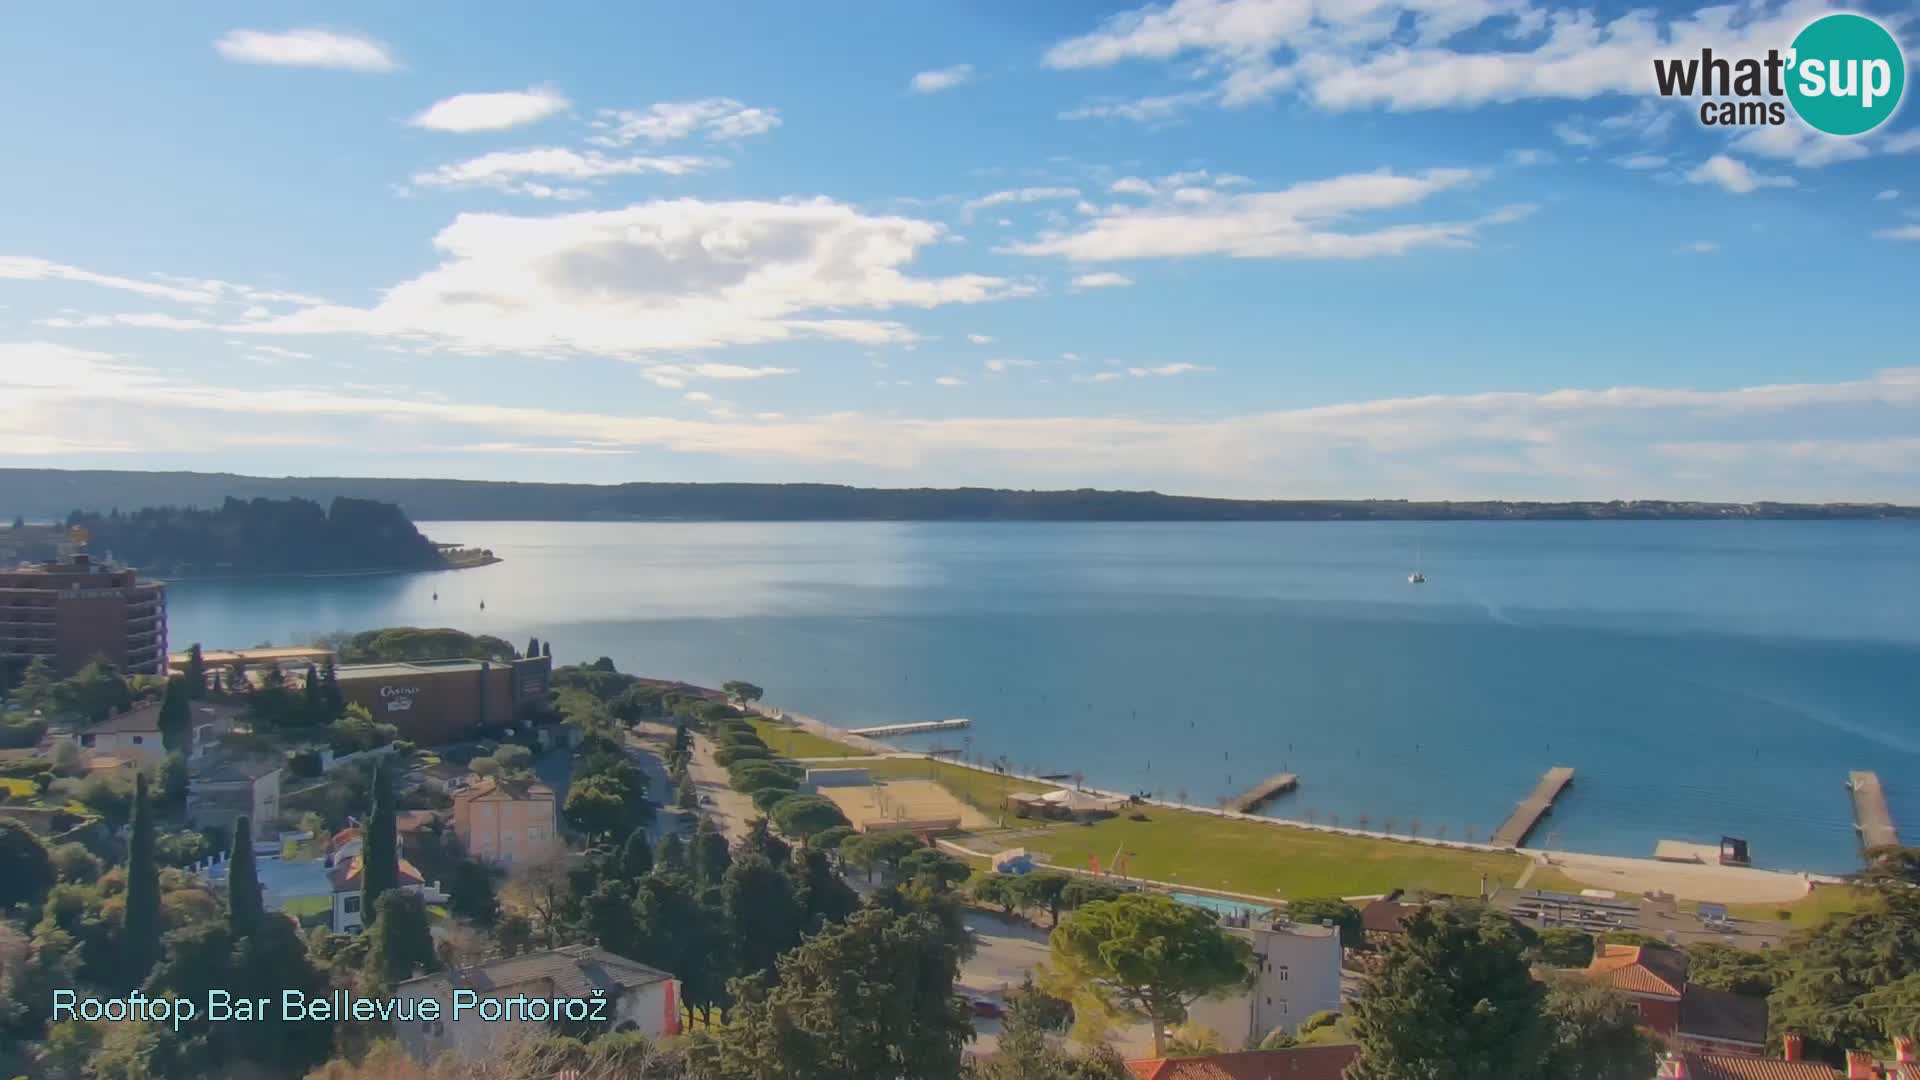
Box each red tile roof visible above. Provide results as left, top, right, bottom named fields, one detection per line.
left=1360, top=900, right=1416, bottom=935
left=1126, top=1046, right=1359, bottom=1080
left=327, top=854, right=425, bottom=892
left=1673, top=1051, right=1840, bottom=1079
left=1589, top=942, right=1688, bottom=998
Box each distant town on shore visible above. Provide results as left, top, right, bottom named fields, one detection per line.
left=3, top=467, right=1917, bottom=524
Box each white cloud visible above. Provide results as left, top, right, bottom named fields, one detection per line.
left=410, top=87, right=570, bottom=133
left=984, top=357, right=1038, bottom=372
left=0, top=256, right=328, bottom=311
left=409, top=148, right=722, bottom=198
left=1507, top=148, right=1552, bottom=166
left=1553, top=123, right=1599, bottom=148
left=961, top=187, right=1081, bottom=220
left=1732, top=123, right=1871, bottom=168
left=640, top=364, right=794, bottom=389
left=1071, top=361, right=1213, bottom=382
left=589, top=99, right=781, bottom=146
left=7, top=342, right=1918, bottom=498
left=910, top=64, right=975, bottom=94
left=1685, top=155, right=1796, bottom=195
left=934, top=375, right=966, bottom=387
left=1876, top=225, right=1920, bottom=241
left=1043, top=0, right=1820, bottom=116
left=1070, top=271, right=1134, bottom=288
left=683, top=391, right=714, bottom=402
left=214, top=28, right=398, bottom=72
left=967, top=333, right=995, bottom=345
left=1681, top=241, right=1718, bottom=254
left=228, top=198, right=1028, bottom=356
left=1884, top=129, right=1920, bottom=154
left=1010, top=168, right=1522, bottom=261
left=1876, top=190, right=1900, bottom=201
left=1059, top=90, right=1216, bottom=123
left=1614, top=153, right=1666, bottom=170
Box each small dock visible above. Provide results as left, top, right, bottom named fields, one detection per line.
left=1492, top=766, right=1576, bottom=848
left=1225, top=773, right=1299, bottom=814
left=846, top=718, right=971, bottom=738
left=1850, top=771, right=1899, bottom=851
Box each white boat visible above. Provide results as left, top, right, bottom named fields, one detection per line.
left=1409, top=545, right=1426, bottom=584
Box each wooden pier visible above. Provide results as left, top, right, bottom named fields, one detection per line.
left=1225, top=773, right=1299, bottom=814
left=846, top=718, right=971, bottom=738
left=1850, top=771, right=1899, bottom=851
left=1491, top=766, right=1576, bottom=848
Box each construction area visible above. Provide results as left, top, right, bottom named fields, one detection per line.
left=816, top=774, right=996, bottom=834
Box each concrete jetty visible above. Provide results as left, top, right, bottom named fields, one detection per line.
left=1850, top=771, right=1899, bottom=850
left=1224, top=773, right=1299, bottom=814
left=1492, top=766, right=1576, bottom=848
left=846, top=718, right=971, bottom=738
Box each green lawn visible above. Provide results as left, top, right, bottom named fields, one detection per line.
left=750, top=718, right=867, bottom=760
left=280, top=896, right=332, bottom=918
left=1022, top=811, right=1536, bottom=900
left=1722, top=883, right=1866, bottom=928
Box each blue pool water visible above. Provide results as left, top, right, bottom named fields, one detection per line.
left=164, top=519, right=1920, bottom=874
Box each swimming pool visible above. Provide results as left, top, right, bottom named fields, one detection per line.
left=1169, top=891, right=1275, bottom=921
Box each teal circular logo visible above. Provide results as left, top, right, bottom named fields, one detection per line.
left=1787, top=14, right=1904, bottom=136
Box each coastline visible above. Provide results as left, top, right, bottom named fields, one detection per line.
left=750, top=700, right=1838, bottom=907
left=157, top=556, right=500, bottom=583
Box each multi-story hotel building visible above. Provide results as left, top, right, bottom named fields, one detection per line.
left=0, top=553, right=168, bottom=677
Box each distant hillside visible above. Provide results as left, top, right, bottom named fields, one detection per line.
left=2, top=468, right=1916, bottom=523
left=59, top=496, right=448, bottom=577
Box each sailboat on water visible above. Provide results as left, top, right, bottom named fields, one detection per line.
left=1408, top=544, right=1426, bottom=584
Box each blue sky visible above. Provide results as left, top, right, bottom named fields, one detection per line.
left=1, top=1, right=1916, bottom=500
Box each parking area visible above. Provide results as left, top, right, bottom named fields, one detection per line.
left=1496, top=888, right=1792, bottom=950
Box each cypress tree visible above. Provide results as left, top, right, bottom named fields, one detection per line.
left=541, top=641, right=552, bottom=659
left=622, top=827, right=653, bottom=877
left=361, top=763, right=399, bottom=916
left=526, top=636, right=540, bottom=659
left=157, top=674, right=191, bottom=754
left=302, top=663, right=322, bottom=724
left=319, top=657, right=344, bottom=718
left=657, top=832, right=688, bottom=872
left=123, top=772, right=160, bottom=987
left=228, top=815, right=263, bottom=940
left=185, top=643, right=206, bottom=700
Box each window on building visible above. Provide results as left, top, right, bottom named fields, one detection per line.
left=131, top=735, right=143, bottom=745
left=1277, top=965, right=1289, bottom=981
left=344, top=895, right=361, bottom=914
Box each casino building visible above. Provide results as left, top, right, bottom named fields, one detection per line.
left=333, top=654, right=552, bottom=744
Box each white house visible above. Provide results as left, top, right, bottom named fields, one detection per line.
left=185, top=757, right=283, bottom=833
left=391, top=945, right=679, bottom=1063
left=1187, top=917, right=1344, bottom=1049
left=325, top=825, right=439, bottom=932
left=75, top=701, right=240, bottom=764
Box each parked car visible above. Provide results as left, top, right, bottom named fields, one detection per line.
left=969, top=997, right=1005, bottom=1020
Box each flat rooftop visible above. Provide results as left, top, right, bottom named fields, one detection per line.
left=335, top=659, right=496, bottom=679
left=170, top=647, right=335, bottom=666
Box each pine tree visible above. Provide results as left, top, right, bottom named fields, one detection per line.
left=124, top=772, right=160, bottom=988
left=8, top=656, right=54, bottom=712
left=657, top=832, right=689, bottom=872
left=361, top=763, right=399, bottom=916
left=228, top=815, right=264, bottom=940
left=184, top=643, right=206, bottom=700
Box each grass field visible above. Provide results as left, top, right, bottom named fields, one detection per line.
left=280, top=896, right=332, bottom=918
left=1722, top=883, right=1865, bottom=927
left=1018, top=809, right=1537, bottom=900
left=750, top=718, right=867, bottom=760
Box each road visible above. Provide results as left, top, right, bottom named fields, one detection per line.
left=686, top=730, right=757, bottom=842
left=625, top=722, right=690, bottom=844
left=953, top=909, right=1158, bottom=1060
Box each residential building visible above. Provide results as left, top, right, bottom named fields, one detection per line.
left=332, top=654, right=552, bottom=744
left=1588, top=943, right=1769, bottom=1055
left=1187, top=917, right=1343, bottom=1047
left=391, top=945, right=679, bottom=1063
left=74, top=700, right=240, bottom=765
left=451, top=776, right=558, bottom=866
left=326, top=826, right=432, bottom=932
left=1359, top=899, right=1419, bottom=947
left=186, top=756, right=283, bottom=833
left=1125, top=1045, right=1358, bottom=1080
left=0, top=553, right=167, bottom=677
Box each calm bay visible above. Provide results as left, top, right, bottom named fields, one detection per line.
left=165, top=519, right=1920, bottom=874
